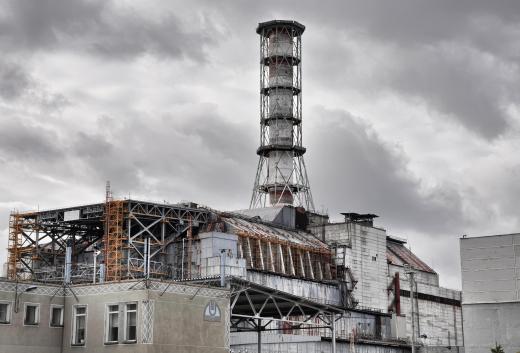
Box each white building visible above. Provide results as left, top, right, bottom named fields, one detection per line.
left=460, top=233, right=520, bottom=353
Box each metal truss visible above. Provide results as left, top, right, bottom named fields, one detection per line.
left=7, top=209, right=104, bottom=281
left=251, top=20, right=315, bottom=211
left=125, top=200, right=208, bottom=280
left=6, top=200, right=209, bottom=283
left=229, top=277, right=342, bottom=352
left=230, top=280, right=341, bottom=330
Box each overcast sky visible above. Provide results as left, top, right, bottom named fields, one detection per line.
left=1, top=0, right=520, bottom=289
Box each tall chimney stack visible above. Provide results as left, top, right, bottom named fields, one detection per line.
left=250, top=20, right=314, bottom=210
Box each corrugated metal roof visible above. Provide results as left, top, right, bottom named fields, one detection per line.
left=223, top=216, right=328, bottom=251
left=387, top=240, right=436, bottom=274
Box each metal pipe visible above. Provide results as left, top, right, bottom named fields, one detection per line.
left=220, top=249, right=226, bottom=287
left=409, top=271, right=416, bottom=353
left=64, top=242, right=72, bottom=284
left=187, top=217, right=193, bottom=278
left=331, top=313, right=336, bottom=353
left=99, top=263, right=105, bottom=283
left=181, top=238, right=185, bottom=280
left=257, top=318, right=262, bottom=353
left=93, top=252, right=97, bottom=284
left=395, top=272, right=401, bottom=315
left=143, top=237, right=148, bottom=278
left=147, top=237, right=151, bottom=279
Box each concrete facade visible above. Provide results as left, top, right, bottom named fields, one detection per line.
left=460, top=234, right=520, bottom=353
left=309, top=222, right=389, bottom=312
left=0, top=279, right=229, bottom=353
left=309, top=219, right=463, bottom=351
left=0, top=282, right=64, bottom=353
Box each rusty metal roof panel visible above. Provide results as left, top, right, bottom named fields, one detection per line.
left=223, top=216, right=328, bottom=250
left=387, top=240, right=436, bottom=274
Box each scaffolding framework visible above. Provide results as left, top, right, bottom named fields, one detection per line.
left=6, top=200, right=209, bottom=283
left=104, top=200, right=125, bottom=281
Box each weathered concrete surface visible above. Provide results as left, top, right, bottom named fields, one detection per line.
left=309, top=222, right=389, bottom=312
left=460, top=234, right=520, bottom=304
left=460, top=234, right=520, bottom=353
left=463, top=302, right=520, bottom=353
left=0, top=282, right=63, bottom=353
left=0, top=280, right=229, bottom=353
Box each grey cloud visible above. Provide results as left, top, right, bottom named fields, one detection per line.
left=0, top=0, right=218, bottom=61
left=380, top=44, right=515, bottom=139
left=205, top=0, right=520, bottom=139
left=0, top=60, right=30, bottom=100
left=307, top=106, right=466, bottom=234
left=60, top=110, right=257, bottom=207
left=0, top=118, right=63, bottom=161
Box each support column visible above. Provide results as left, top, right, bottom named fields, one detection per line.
left=257, top=239, right=265, bottom=270
left=306, top=251, right=314, bottom=279
left=299, top=251, right=306, bottom=277
left=331, top=313, right=336, bottom=353
left=278, top=244, right=286, bottom=274
left=257, top=318, right=262, bottom=353
left=268, top=242, right=275, bottom=272
left=287, top=246, right=295, bottom=276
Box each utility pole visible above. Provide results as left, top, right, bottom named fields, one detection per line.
left=405, top=266, right=416, bottom=353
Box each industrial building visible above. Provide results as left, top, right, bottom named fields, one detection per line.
left=460, top=233, right=520, bottom=353
left=1, top=20, right=463, bottom=353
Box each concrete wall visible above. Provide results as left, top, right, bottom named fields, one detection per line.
left=347, top=224, right=389, bottom=312
left=247, top=271, right=342, bottom=305
left=460, top=234, right=520, bottom=303
left=463, top=302, right=520, bottom=353
left=60, top=281, right=229, bottom=353
left=309, top=222, right=389, bottom=311
left=0, top=281, right=63, bottom=353
left=388, top=264, right=439, bottom=287
left=0, top=280, right=229, bottom=353
left=395, top=274, right=462, bottom=347
left=400, top=296, right=462, bottom=348
left=460, top=234, right=520, bottom=353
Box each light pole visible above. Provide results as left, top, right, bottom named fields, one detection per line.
left=405, top=265, right=416, bottom=353
left=93, top=249, right=101, bottom=284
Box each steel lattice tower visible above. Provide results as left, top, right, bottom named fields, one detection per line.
left=250, top=20, right=315, bottom=211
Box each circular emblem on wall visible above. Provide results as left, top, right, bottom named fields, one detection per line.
left=203, top=300, right=221, bottom=322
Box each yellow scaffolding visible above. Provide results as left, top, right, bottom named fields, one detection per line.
left=7, top=213, right=22, bottom=280
left=104, top=200, right=125, bottom=281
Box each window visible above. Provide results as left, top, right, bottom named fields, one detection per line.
left=0, top=302, right=11, bottom=324
left=72, top=305, right=87, bottom=346
left=105, top=305, right=119, bottom=343
left=50, top=305, right=64, bottom=327
left=24, top=303, right=39, bottom=326
left=124, top=303, right=137, bottom=342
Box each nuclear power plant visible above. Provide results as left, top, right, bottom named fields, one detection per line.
left=1, top=20, right=463, bottom=353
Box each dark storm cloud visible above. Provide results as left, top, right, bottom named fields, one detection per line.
left=0, top=118, right=63, bottom=161
left=0, top=0, right=218, bottom=61
left=0, top=60, right=30, bottom=100
left=207, top=0, right=520, bottom=139
left=378, top=44, right=515, bottom=139
left=307, top=106, right=466, bottom=234
left=60, top=110, right=257, bottom=206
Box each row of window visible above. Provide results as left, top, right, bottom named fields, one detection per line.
left=0, top=301, right=137, bottom=346
left=0, top=302, right=64, bottom=327
left=72, top=302, right=137, bottom=346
